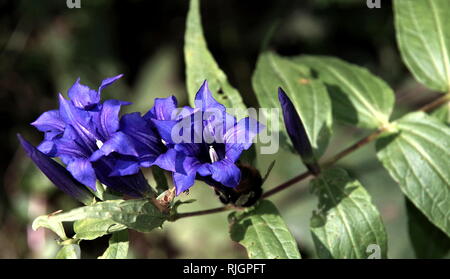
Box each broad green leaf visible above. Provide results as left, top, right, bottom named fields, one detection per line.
left=394, top=0, right=450, bottom=92
left=184, top=0, right=247, bottom=118
left=296, top=56, right=394, bottom=129
left=431, top=101, right=450, bottom=125
left=33, top=199, right=167, bottom=234
left=98, top=231, right=129, bottom=259
left=406, top=199, right=450, bottom=259
left=252, top=51, right=332, bottom=156
left=229, top=200, right=301, bottom=259
left=73, top=218, right=126, bottom=240
left=55, top=244, right=80, bottom=259
left=376, top=112, right=450, bottom=236
left=32, top=214, right=67, bottom=241
left=310, top=168, right=388, bottom=259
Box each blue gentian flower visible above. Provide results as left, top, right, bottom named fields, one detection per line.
left=151, top=81, right=264, bottom=195
left=278, top=87, right=319, bottom=174
left=30, top=75, right=163, bottom=197
left=17, top=134, right=94, bottom=205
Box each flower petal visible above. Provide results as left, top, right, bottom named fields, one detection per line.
left=97, top=99, right=130, bottom=138
left=66, top=158, right=97, bottom=190
left=98, top=74, right=123, bottom=93
left=173, top=172, right=197, bottom=195
left=194, top=80, right=226, bottom=112
left=68, top=78, right=100, bottom=109
left=144, top=96, right=178, bottom=121
left=31, top=110, right=65, bottom=132
left=207, top=159, right=241, bottom=188
left=90, top=131, right=139, bottom=161
left=109, top=158, right=141, bottom=176
left=223, top=117, right=264, bottom=161
left=17, top=134, right=94, bottom=204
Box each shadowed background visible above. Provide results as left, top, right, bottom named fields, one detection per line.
left=0, top=0, right=441, bottom=258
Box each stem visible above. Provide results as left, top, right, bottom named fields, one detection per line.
left=418, top=93, right=450, bottom=112
left=172, top=205, right=232, bottom=220
left=173, top=93, right=448, bottom=220
left=262, top=170, right=311, bottom=198
left=321, top=128, right=386, bottom=168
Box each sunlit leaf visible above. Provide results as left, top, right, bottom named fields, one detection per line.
left=252, top=51, right=332, bottom=156
left=310, top=168, right=388, bottom=259
left=296, top=56, right=394, bottom=129
left=394, top=0, right=450, bottom=92
left=376, top=112, right=450, bottom=236
left=229, top=200, right=301, bottom=259
left=98, top=230, right=129, bottom=259
left=184, top=0, right=247, bottom=118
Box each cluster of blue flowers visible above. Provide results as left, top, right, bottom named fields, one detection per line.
left=19, top=75, right=264, bottom=202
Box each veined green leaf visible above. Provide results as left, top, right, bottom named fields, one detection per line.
left=229, top=200, right=301, bottom=259
left=296, top=56, right=394, bottom=129
left=33, top=199, right=166, bottom=234
left=184, top=0, right=247, bottom=118
left=252, top=51, right=332, bottom=157
left=376, top=112, right=450, bottom=236
left=406, top=199, right=450, bottom=259
left=98, top=231, right=129, bottom=259
left=55, top=244, right=80, bottom=259
left=394, top=0, right=450, bottom=92
left=73, top=218, right=126, bottom=240
left=431, top=101, right=450, bottom=125
left=310, top=168, right=388, bottom=259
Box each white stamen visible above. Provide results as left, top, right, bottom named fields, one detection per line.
left=161, top=139, right=167, bottom=145
left=209, top=145, right=219, bottom=163
left=96, top=139, right=104, bottom=149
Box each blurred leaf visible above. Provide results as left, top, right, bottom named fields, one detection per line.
left=252, top=51, right=332, bottom=157
left=229, top=200, right=301, bottom=259
left=152, top=166, right=169, bottom=195
left=55, top=244, right=80, bottom=259
left=73, top=218, right=126, bottom=240
left=98, top=231, right=129, bottom=259
left=310, top=168, right=388, bottom=259
left=376, top=112, right=450, bottom=236
left=296, top=56, right=394, bottom=129
left=406, top=199, right=450, bottom=259
left=129, top=47, right=182, bottom=114
left=33, top=199, right=167, bottom=234
left=184, top=0, right=247, bottom=118
left=431, top=102, right=450, bottom=125
left=394, top=0, right=450, bottom=92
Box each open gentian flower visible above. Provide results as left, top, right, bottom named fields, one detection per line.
left=18, top=134, right=94, bottom=205
left=151, top=81, right=264, bottom=195
left=29, top=75, right=160, bottom=197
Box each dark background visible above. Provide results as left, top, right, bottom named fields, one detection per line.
left=0, top=0, right=441, bottom=258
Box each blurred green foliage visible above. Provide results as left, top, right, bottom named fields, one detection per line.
left=1, top=0, right=443, bottom=258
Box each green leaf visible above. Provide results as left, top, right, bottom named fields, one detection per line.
left=229, top=200, right=301, bottom=259
left=376, top=112, right=450, bottom=236
left=98, top=231, right=129, bottom=259
left=33, top=199, right=167, bottom=234
left=431, top=101, right=450, bottom=125
left=296, top=56, right=394, bottom=129
left=406, top=199, right=450, bottom=259
left=310, top=168, right=388, bottom=259
left=55, top=244, right=80, bottom=259
left=73, top=218, right=126, bottom=240
left=252, top=51, right=332, bottom=156
left=394, top=0, right=450, bottom=92
left=184, top=0, right=247, bottom=118
left=32, top=214, right=67, bottom=241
